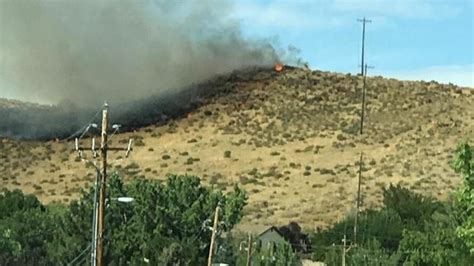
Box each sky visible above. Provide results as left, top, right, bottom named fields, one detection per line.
left=0, top=0, right=472, bottom=103
left=232, top=0, right=474, bottom=87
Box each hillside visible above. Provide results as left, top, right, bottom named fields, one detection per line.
left=1, top=66, right=473, bottom=232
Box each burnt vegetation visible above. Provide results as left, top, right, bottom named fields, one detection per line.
left=0, top=67, right=277, bottom=139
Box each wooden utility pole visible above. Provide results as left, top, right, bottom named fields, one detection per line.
left=207, top=206, right=220, bottom=266
left=353, top=152, right=363, bottom=245
left=246, top=234, right=253, bottom=266
left=357, top=17, right=371, bottom=76
left=96, top=103, right=109, bottom=266
left=75, top=102, right=133, bottom=266
left=342, top=234, right=352, bottom=266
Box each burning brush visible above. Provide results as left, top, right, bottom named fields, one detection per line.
left=274, top=62, right=284, bottom=72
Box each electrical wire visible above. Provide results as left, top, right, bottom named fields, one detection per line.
left=77, top=124, right=96, bottom=140
left=67, top=243, right=91, bottom=266
left=64, top=104, right=104, bottom=142
left=311, top=230, right=405, bottom=242
left=105, top=127, right=121, bottom=145
left=74, top=251, right=89, bottom=266
left=278, top=241, right=460, bottom=256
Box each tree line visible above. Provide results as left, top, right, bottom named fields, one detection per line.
left=1, top=141, right=473, bottom=265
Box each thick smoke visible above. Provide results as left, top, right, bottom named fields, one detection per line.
left=0, top=66, right=279, bottom=139
left=0, top=0, right=283, bottom=106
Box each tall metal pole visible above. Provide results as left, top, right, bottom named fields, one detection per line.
left=342, top=234, right=347, bottom=266
left=96, top=103, right=109, bottom=266
left=360, top=64, right=374, bottom=135
left=360, top=64, right=367, bottom=135
left=356, top=64, right=372, bottom=244
left=207, top=206, right=220, bottom=266
left=90, top=169, right=99, bottom=266
left=358, top=17, right=371, bottom=76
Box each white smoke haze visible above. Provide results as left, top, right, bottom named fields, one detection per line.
left=0, top=0, right=298, bottom=106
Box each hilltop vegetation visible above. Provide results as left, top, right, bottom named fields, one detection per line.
left=0, top=67, right=473, bottom=231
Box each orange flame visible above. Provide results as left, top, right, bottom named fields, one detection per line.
left=274, top=63, right=284, bottom=72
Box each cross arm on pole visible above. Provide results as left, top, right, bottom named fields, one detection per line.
left=357, top=18, right=372, bottom=23
left=74, top=138, right=133, bottom=157
left=358, top=64, right=375, bottom=76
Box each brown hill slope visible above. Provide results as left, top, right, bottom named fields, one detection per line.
left=1, top=67, right=473, bottom=232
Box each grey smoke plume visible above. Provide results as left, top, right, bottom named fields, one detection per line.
left=0, top=0, right=289, bottom=106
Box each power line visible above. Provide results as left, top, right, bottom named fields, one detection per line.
left=64, top=104, right=104, bottom=142
left=105, top=125, right=122, bottom=145
left=74, top=252, right=90, bottom=266
left=67, top=244, right=91, bottom=266
left=311, top=229, right=409, bottom=242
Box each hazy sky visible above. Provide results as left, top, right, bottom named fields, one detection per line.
left=1, top=0, right=472, bottom=103
left=233, top=0, right=473, bottom=87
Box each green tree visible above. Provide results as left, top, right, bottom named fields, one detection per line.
left=453, top=140, right=474, bottom=253
left=382, top=183, right=442, bottom=230
left=399, top=209, right=473, bottom=265
left=250, top=242, right=299, bottom=266
left=348, top=239, right=401, bottom=266
left=319, top=245, right=340, bottom=266
left=310, top=184, right=455, bottom=264
left=311, top=208, right=404, bottom=260
left=213, top=233, right=239, bottom=265
left=0, top=189, right=55, bottom=265
left=49, top=173, right=247, bottom=265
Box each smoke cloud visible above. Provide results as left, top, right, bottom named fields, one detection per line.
left=0, top=0, right=288, bottom=106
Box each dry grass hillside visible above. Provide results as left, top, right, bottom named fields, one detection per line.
left=1, top=67, right=473, bottom=233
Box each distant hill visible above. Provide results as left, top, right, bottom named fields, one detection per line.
left=1, top=66, right=473, bottom=232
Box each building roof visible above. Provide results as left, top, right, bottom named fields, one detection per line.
left=258, top=226, right=285, bottom=238
left=258, top=224, right=312, bottom=253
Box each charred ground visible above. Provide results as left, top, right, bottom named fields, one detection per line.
left=0, top=67, right=276, bottom=139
